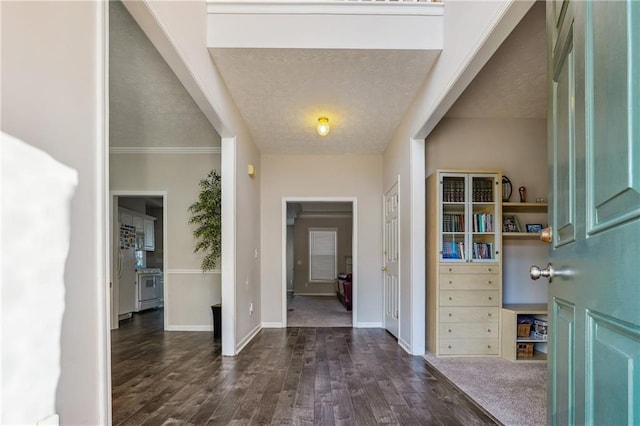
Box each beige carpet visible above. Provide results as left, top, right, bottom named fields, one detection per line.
left=287, top=295, right=352, bottom=327
left=424, top=353, right=546, bottom=426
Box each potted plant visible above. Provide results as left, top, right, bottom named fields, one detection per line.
left=188, top=170, right=222, bottom=271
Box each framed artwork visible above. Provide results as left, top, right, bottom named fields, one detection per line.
left=526, top=224, right=543, bottom=233
left=503, top=215, right=521, bottom=232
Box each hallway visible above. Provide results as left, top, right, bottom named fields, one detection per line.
left=111, top=310, right=496, bottom=425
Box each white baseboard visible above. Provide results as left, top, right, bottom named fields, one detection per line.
left=166, top=325, right=213, bottom=332
left=356, top=322, right=383, bottom=328
left=262, top=322, right=284, bottom=328
left=398, top=337, right=412, bottom=354
left=236, top=323, right=262, bottom=354
left=293, top=292, right=335, bottom=296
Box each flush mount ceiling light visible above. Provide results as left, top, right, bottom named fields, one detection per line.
left=316, top=117, right=330, bottom=136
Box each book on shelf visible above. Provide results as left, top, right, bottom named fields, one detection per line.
left=472, top=179, right=494, bottom=203
left=472, top=242, right=493, bottom=259
left=442, top=241, right=465, bottom=259
left=442, top=178, right=465, bottom=203
left=472, top=213, right=494, bottom=232
left=442, top=213, right=465, bottom=232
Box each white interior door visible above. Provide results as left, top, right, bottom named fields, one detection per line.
left=383, top=181, right=399, bottom=337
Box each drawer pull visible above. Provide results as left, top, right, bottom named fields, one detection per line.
left=487, top=345, right=492, bottom=349
left=449, top=297, right=453, bottom=300
left=488, top=268, right=492, bottom=272
left=488, top=296, right=492, bottom=300
left=488, top=313, right=492, bottom=317
left=449, top=280, right=453, bottom=284
left=448, top=329, right=452, bottom=333
left=488, top=280, right=492, bottom=284
left=448, top=345, right=452, bottom=349
left=448, top=313, right=453, bottom=317
left=449, top=268, right=453, bottom=272
left=487, top=329, right=491, bottom=333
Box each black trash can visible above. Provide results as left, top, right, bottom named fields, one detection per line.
left=211, top=304, right=222, bottom=339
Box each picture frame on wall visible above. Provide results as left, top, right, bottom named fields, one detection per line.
left=502, top=215, right=521, bottom=232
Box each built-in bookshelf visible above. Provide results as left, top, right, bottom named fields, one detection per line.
left=502, top=202, right=548, bottom=239
left=427, top=170, right=503, bottom=357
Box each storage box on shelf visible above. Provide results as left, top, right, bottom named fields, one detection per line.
left=427, top=170, right=502, bottom=356
left=501, top=304, right=548, bottom=361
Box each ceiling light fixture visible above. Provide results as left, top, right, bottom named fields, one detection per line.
left=316, top=117, right=330, bottom=136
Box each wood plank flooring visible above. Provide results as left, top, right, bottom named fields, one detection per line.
left=111, top=309, right=497, bottom=425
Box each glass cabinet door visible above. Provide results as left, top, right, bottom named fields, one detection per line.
left=440, top=174, right=467, bottom=261
left=469, top=174, right=498, bottom=262
left=439, top=173, right=500, bottom=262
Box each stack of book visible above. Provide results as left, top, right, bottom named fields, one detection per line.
left=442, top=213, right=465, bottom=232
left=442, top=179, right=465, bottom=202
left=472, top=242, right=493, bottom=259
left=472, top=213, right=494, bottom=232
left=442, top=242, right=465, bottom=259
left=472, top=180, right=494, bottom=202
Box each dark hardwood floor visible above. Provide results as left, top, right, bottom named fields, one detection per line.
left=111, top=309, right=496, bottom=425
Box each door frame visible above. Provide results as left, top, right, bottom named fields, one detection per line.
left=281, top=196, right=358, bottom=327
left=109, top=190, right=169, bottom=331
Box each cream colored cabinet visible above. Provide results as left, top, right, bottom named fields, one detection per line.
left=427, top=170, right=502, bottom=356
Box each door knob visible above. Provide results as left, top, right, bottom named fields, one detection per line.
left=530, top=263, right=554, bottom=283
left=381, top=266, right=388, bottom=272
left=540, top=227, right=552, bottom=243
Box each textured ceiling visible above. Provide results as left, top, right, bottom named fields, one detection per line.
left=446, top=1, right=546, bottom=119
left=209, top=48, right=440, bottom=155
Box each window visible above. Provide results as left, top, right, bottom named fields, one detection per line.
left=309, top=228, right=337, bottom=282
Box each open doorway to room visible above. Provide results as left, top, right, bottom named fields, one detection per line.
left=110, top=193, right=166, bottom=332
left=284, top=200, right=355, bottom=327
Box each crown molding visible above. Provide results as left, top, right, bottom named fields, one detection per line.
left=207, top=0, right=444, bottom=16
left=109, top=146, right=221, bottom=155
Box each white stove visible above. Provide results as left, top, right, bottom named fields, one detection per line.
left=135, top=268, right=163, bottom=311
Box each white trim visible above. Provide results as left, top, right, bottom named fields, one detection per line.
left=98, top=1, right=110, bottom=423
left=109, top=146, right=221, bottom=155
left=282, top=196, right=358, bottom=328
left=398, top=337, right=412, bottom=354
left=207, top=1, right=444, bottom=16
left=221, top=136, right=236, bottom=356
left=356, top=322, right=383, bottom=328
left=262, top=322, right=285, bottom=328
left=166, top=325, right=213, bottom=332
left=409, top=138, right=426, bottom=356
left=298, top=213, right=353, bottom=219
left=166, top=268, right=222, bottom=274
left=293, top=292, right=336, bottom=297
left=235, top=323, right=262, bottom=353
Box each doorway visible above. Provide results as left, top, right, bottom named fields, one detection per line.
left=110, top=191, right=167, bottom=331
left=283, top=198, right=357, bottom=327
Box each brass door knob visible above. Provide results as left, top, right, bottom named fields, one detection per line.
left=540, top=227, right=553, bottom=243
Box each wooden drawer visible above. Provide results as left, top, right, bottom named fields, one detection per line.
left=439, top=322, right=498, bottom=338
left=440, top=307, right=499, bottom=323
left=439, top=338, right=499, bottom=355
left=439, top=273, right=499, bottom=290
left=440, top=290, right=499, bottom=307
left=440, top=264, right=499, bottom=275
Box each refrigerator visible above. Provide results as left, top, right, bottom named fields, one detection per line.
left=118, top=224, right=137, bottom=315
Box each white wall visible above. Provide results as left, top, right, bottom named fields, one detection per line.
left=426, top=117, right=548, bottom=303
left=1, top=1, right=108, bottom=423
left=122, top=0, right=261, bottom=355
left=261, top=154, right=383, bottom=326
left=383, top=0, right=535, bottom=355
left=111, top=154, right=223, bottom=328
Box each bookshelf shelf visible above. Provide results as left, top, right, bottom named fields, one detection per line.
left=503, top=232, right=542, bottom=239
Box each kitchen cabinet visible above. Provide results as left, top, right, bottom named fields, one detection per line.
left=143, top=219, right=155, bottom=251
left=118, top=207, right=156, bottom=251
left=426, top=170, right=502, bottom=356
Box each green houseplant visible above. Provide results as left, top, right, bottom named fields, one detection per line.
left=188, top=170, right=222, bottom=271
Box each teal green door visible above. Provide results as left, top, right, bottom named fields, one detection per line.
left=546, top=1, right=640, bottom=424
